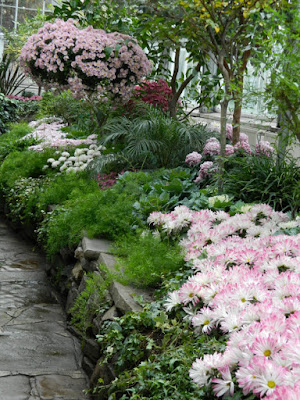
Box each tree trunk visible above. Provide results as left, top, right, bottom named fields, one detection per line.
left=232, top=77, right=244, bottom=145
left=168, top=97, right=178, bottom=119
left=218, top=98, right=229, bottom=193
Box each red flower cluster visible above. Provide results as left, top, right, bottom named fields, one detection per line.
left=7, top=95, right=42, bottom=102
left=96, top=171, right=119, bottom=190
left=133, top=79, right=173, bottom=111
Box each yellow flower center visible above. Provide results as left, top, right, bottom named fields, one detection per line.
left=189, top=292, right=194, bottom=298
left=241, top=297, right=246, bottom=302
left=267, top=381, right=276, bottom=389
left=203, top=320, right=210, bottom=325
left=264, top=349, right=271, bottom=357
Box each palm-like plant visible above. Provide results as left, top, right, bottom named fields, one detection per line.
left=99, top=106, right=213, bottom=169
left=0, top=53, right=28, bottom=96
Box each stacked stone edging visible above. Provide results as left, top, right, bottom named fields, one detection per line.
left=64, top=236, right=153, bottom=397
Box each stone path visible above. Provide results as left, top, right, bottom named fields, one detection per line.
left=0, top=219, right=89, bottom=399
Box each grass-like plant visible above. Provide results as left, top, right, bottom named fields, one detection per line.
left=221, top=153, right=300, bottom=214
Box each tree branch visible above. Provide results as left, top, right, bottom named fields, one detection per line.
left=170, top=47, right=180, bottom=94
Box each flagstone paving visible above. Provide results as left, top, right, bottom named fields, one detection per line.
left=0, top=220, right=89, bottom=399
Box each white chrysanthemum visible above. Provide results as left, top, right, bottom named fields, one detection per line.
left=165, top=291, right=181, bottom=312
left=208, top=195, right=231, bottom=208
left=279, top=220, right=300, bottom=229
left=78, top=155, right=88, bottom=162
left=74, top=148, right=86, bottom=156
left=58, top=156, right=67, bottom=162
left=61, top=151, right=70, bottom=157
left=47, top=158, right=55, bottom=163
left=51, top=161, right=60, bottom=168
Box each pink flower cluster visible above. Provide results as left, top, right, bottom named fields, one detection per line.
left=133, top=79, right=173, bottom=111
left=185, top=125, right=274, bottom=184
left=24, top=119, right=97, bottom=151
left=185, top=151, right=202, bottom=166
left=194, top=161, right=215, bottom=183
left=256, top=141, right=275, bottom=157
left=203, top=138, right=220, bottom=156
left=20, top=19, right=152, bottom=101
left=7, top=95, right=42, bottom=101
left=148, top=204, right=300, bottom=398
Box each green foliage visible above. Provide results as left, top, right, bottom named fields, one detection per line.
left=0, top=148, right=56, bottom=189
left=51, top=0, right=131, bottom=33
left=100, top=106, right=213, bottom=169
left=16, top=100, right=40, bottom=122
left=38, top=90, right=99, bottom=134
left=40, top=187, right=143, bottom=258
left=95, top=301, right=226, bottom=399
left=4, top=176, right=52, bottom=223
left=113, top=231, right=185, bottom=288
left=71, top=272, right=111, bottom=337
left=0, top=122, right=35, bottom=161
left=3, top=11, right=49, bottom=60
left=35, top=172, right=99, bottom=216
left=221, top=153, right=300, bottom=214
left=0, top=94, right=19, bottom=133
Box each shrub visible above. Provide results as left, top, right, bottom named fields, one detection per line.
left=20, top=19, right=152, bottom=101
left=0, top=122, right=35, bottom=161
left=132, top=80, right=174, bottom=112
left=14, top=98, right=40, bottom=122
left=0, top=148, right=57, bottom=189
left=4, top=176, right=52, bottom=223
left=41, top=188, right=144, bottom=258
left=38, top=90, right=99, bottom=133
left=35, top=172, right=99, bottom=217
left=0, top=93, right=19, bottom=133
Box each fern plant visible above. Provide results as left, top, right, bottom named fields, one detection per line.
left=97, top=106, right=214, bottom=171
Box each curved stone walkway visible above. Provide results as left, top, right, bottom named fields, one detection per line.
left=0, top=219, right=89, bottom=399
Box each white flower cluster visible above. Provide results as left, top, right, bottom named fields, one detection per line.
left=46, top=144, right=105, bottom=173
left=207, top=195, right=232, bottom=208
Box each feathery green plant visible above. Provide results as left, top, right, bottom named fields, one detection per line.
left=97, top=106, right=213, bottom=171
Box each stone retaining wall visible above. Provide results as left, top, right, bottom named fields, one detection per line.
left=48, top=236, right=153, bottom=399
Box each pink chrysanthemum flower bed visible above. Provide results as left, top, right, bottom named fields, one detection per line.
left=23, top=119, right=98, bottom=151
left=148, top=204, right=300, bottom=398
